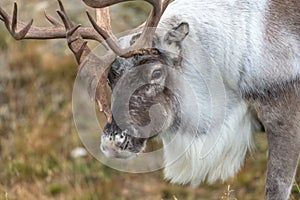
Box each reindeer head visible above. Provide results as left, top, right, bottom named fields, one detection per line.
left=73, top=0, right=190, bottom=159
left=102, top=23, right=190, bottom=158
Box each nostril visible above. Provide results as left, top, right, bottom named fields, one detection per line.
left=109, top=133, right=114, bottom=141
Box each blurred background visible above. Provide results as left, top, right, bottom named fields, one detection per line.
left=0, top=0, right=299, bottom=199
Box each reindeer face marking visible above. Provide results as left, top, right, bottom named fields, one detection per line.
left=101, top=55, right=173, bottom=158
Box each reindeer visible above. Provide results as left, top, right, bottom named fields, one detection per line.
left=0, top=0, right=299, bottom=199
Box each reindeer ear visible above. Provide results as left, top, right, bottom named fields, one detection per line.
left=164, top=22, right=189, bottom=44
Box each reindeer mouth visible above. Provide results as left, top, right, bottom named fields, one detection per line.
left=100, top=129, right=147, bottom=159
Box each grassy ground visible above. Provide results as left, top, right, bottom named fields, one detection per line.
left=0, top=1, right=299, bottom=200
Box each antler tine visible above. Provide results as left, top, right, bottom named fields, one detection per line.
left=86, top=11, right=124, bottom=55
left=133, top=0, right=162, bottom=48
left=11, top=2, right=18, bottom=34
left=0, top=2, right=33, bottom=40
left=45, top=10, right=62, bottom=26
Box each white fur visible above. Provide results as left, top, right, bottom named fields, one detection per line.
left=156, top=0, right=267, bottom=185
left=161, top=99, right=255, bottom=185
left=160, top=0, right=270, bottom=90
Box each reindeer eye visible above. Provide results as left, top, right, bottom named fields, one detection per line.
left=151, top=69, right=162, bottom=80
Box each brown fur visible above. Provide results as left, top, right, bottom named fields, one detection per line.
left=247, top=79, right=300, bottom=199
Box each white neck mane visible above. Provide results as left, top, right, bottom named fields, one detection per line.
left=161, top=100, right=256, bottom=186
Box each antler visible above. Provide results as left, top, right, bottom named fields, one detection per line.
left=83, top=0, right=170, bottom=57
left=0, top=1, right=105, bottom=44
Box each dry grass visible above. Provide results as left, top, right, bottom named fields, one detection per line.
left=0, top=1, right=299, bottom=200
left=221, top=185, right=237, bottom=200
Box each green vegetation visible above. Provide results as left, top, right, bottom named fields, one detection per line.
left=0, top=1, right=299, bottom=199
